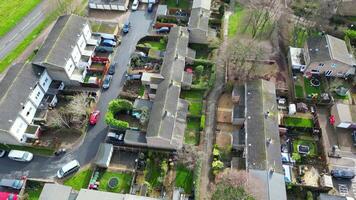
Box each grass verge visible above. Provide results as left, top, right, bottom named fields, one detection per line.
left=64, top=168, right=93, bottom=190
left=0, top=0, right=42, bottom=37
left=0, top=144, right=54, bottom=156
left=228, top=4, right=245, bottom=38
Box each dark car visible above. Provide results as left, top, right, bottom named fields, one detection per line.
left=156, top=27, right=170, bottom=34
left=123, top=21, right=131, bottom=34
left=147, top=3, right=154, bottom=13
left=101, top=39, right=117, bottom=47
left=107, top=132, right=124, bottom=144
left=108, top=63, right=116, bottom=75
left=331, top=169, right=355, bottom=179
left=0, top=179, right=24, bottom=190
left=352, top=131, right=356, bottom=147
left=95, top=46, right=114, bottom=53
left=102, top=75, right=113, bottom=89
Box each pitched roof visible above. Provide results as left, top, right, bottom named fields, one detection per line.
left=188, top=7, right=210, bottom=31
left=39, top=183, right=72, bottom=200
left=0, top=63, right=43, bottom=136
left=33, top=14, right=88, bottom=68
left=146, top=26, right=189, bottom=150
left=192, top=0, right=211, bottom=10
left=306, top=34, right=356, bottom=66
left=244, top=80, right=286, bottom=200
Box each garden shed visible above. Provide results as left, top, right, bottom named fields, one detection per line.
left=94, top=143, right=113, bottom=168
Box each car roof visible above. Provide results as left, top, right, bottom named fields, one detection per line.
left=0, top=179, right=22, bottom=186
left=61, top=160, right=79, bottom=172
left=8, top=150, right=26, bottom=158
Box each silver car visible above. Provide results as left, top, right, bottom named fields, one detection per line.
left=102, top=75, right=113, bottom=89
left=0, top=179, right=24, bottom=190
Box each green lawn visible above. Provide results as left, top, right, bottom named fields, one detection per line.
left=184, top=117, right=200, bottom=145
left=293, top=139, right=317, bottom=157
left=284, top=117, right=314, bottom=128
left=146, top=159, right=163, bottom=188
left=0, top=0, right=42, bottom=37
left=145, top=41, right=166, bottom=51
left=304, top=77, right=322, bottom=96
left=26, top=181, right=44, bottom=200
left=64, top=169, right=93, bottom=191
left=295, top=84, right=304, bottom=99
left=228, top=4, right=245, bottom=38
left=188, top=101, right=203, bottom=116
left=98, top=171, right=132, bottom=193
left=180, top=89, right=205, bottom=100
left=0, top=144, right=54, bottom=156
left=139, top=85, right=145, bottom=96
left=165, top=0, right=190, bottom=9
left=175, top=165, right=194, bottom=193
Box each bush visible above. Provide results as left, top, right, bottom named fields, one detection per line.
left=105, top=99, right=133, bottom=129
left=345, top=29, right=356, bottom=39
left=200, top=115, right=205, bottom=130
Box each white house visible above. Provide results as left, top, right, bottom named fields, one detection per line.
left=33, top=15, right=99, bottom=86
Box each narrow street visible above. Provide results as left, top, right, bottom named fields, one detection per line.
left=0, top=11, right=153, bottom=179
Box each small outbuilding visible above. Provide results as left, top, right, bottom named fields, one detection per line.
left=94, top=143, right=114, bottom=168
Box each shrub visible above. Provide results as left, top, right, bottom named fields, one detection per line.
left=200, top=115, right=205, bottom=130
left=105, top=99, right=133, bottom=129
left=345, top=29, right=356, bottom=39
left=195, top=65, right=204, bottom=76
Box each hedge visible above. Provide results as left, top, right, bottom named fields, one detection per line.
left=105, top=99, right=133, bottom=130
left=200, top=115, right=205, bottom=131
left=194, top=159, right=202, bottom=200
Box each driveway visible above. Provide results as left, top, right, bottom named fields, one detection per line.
left=0, top=11, right=154, bottom=179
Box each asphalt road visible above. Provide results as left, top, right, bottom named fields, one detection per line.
left=0, top=10, right=153, bottom=179
left=0, top=0, right=58, bottom=60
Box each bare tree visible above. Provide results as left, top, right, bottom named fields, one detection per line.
left=66, top=93, right=88, bottom=117
left=47, top=108, right=71, bottom=129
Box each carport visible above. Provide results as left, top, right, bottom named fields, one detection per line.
left=94, top=143, right=114, bottom=168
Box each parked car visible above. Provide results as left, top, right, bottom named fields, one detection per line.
left=108, top=63, right=116, bottom=75
left=0, top=192, right=18, bottom=200
left=95, top=46, right=114, bottom=53
left=89, top=110, right=100, bottom=125
left=0, top=179, right=24, bottom=190
left=331, top=169, right=355, bottom=179
left=352, top=131, right=356, bottom=146
left=101, top=39, right=117, bottom=47
left=122, top=21, right=131, bottom=34
left=131, top=0, right=139, bottom=11
left=100, top=33, right=116, bottom=41
left=125, top=73, right=142, bottom=80
left=156, top=27, right=170, bottom=34
left=107, top=132, right=124, bottom=144
left=57, top=160, right=80, bottom=178
left=102, top=75, right=113, bottom=89
left=0, top=149, right=6, bottom=157
left=147, top=3, right=154, bottom=13
left=8, top=150, right=33, bottom=162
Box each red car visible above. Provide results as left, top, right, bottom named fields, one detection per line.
left=0, top=192, right=18, bottom=200
left=89, top=110, right=100, bottom=125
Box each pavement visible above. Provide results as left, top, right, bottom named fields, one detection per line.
left=318, top=106, right=356, bottom=198
left=0, top=10, right=154, bottom=179
left=0, top=0, right=58, bottom=60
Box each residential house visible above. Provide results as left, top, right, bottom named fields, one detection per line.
left=88, top=0, right=129, bottom=11
left=125, top=26, right=191, bottom=151
left=188, top=0, right=212, bottom=44
left=0, top=63, right=62, bottom=144
left=38, top=184, right=158, bottom=200
left=331, top=103, right=356, bottom=129
left=289, top=34, right=356, bottom=77
left=33, top=14, right=99, bottom=86
left=231, top=80, right=287, bottom=200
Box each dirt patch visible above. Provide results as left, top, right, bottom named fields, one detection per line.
left=110, top=150, right=138, bottom=171
left=217, top=93, right=233, bottom=123
left=215, top=131, right=232, bottom=149
left=40, top=128, right=82, bottom=149
left=88, top=9, right=130, bottom=24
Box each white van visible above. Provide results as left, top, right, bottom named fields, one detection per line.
left=132, top=0, right=139, bottom=10
left=8, top=150, right=33, bottom=162
left=57, top=160, right=80, bottom=178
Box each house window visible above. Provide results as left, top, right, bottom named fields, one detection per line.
left=35, top=91, right=41, bottom=100
left=311, top=69, right=320, bottom=73
left=43, top=77, right=48, bottom=87
left=331, top=63, right=337, bottom=68
left=318, top=63, right=324, bottom=67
